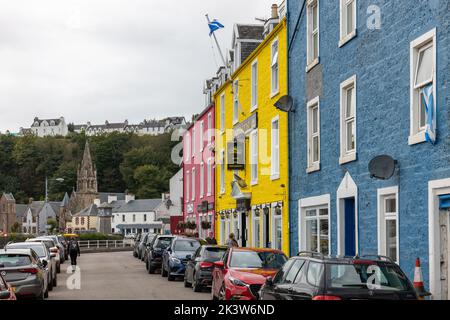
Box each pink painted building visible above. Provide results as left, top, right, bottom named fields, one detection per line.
left=183, top=102, right=215, bottom=239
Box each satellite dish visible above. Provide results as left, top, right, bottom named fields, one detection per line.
left=369, top=155, right=397, bottom=180
left=234, top=174, right=248, bottom=189
left=274, top=95, right=294, bottom=113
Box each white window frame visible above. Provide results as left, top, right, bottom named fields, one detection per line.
left=191, top=167, right=196, bottom=201
left=299, top=194, right=331, bottom=255
left=306, top=97, right=320, bottom=173
left=220, top=94, right=225, bottom=134
left=250, top=129, right=259, bottom=185
left=200, top=162, right=204, bottom=199
left=186, top=171, right=190, bottom=202
left=207, top=112, right=212, bottom=144
left=207, top=161, right=212, bottom=196
left=340, top=75, right=357, bottom=164
left=220, top=150, right=225, bottom=194
left=200, top=120, right=204, bottom=152
left=306, top=0, right=320, bottom=72
left=271, top=38, right=280, bottom=97
left=409, top=28, right=437, bottom=145
left=252, top=211, right=261, bottom=248
left=271, top=116, right=280, bottom=180
left=220, top=218, right=226, bottom=245
left=272, top=205, right=283, bottom=251
left=339, top=0, right=357, bottom=47
left=233, top=80, right=239, bottom=125
left=377, top=186, right=399, bottom=264
left=251, top=60, right=258, bottom=111
left=191, top=127, right=196, bottom=158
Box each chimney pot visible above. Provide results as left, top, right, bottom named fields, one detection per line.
left=271, top=4, right=279, bottom=19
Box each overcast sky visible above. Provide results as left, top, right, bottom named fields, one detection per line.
left=0, top=0, right=276, bottom=133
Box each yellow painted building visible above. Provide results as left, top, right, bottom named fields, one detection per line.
left=214, top=17, right=289, bottom=255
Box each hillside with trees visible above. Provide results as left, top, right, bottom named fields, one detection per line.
left=0, top=132, right=180, bottom=203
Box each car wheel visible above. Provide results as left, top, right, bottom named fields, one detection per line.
left=44, top=286, right=49, bottom=298
left=36, top=288, right=45, bottom=300
left=211, top=281, right=218, bottom=300
left=57, top=263, right=61, bottom=274
left=218, top=284, right=226, bottom=300
left=168, top=273, right=175, bottom=281
left=53, top=275, right=57, bottom=287
left=192, top=274, right=202, bottom=293
left=148, top=262, right=155, bottom=274
left=161, top=264, right=168, bottom=277
left=48, top=275, right=54, bottom=291
left=133, top=251, right=138, bottom=258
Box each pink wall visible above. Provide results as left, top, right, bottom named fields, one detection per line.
left=183, top=103, right=215, bottom=238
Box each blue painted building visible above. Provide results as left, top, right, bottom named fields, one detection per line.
left=287, top=0, right=450, bottom=299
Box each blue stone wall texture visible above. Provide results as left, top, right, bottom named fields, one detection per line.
left=287, top=0, right=450, bottom=288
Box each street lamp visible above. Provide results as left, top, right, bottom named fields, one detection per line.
left=45, top=177, right=64, bottom=203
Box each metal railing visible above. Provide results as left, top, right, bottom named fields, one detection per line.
left=78, top=240, right=133, bottom=249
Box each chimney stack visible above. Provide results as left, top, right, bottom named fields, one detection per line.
left=271, top=4, right=279, bottom=19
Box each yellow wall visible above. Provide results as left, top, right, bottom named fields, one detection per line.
left=215, top=19, right=289, bottom=255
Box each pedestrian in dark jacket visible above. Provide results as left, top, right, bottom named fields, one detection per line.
left=68, top=237, right=80, bottom=272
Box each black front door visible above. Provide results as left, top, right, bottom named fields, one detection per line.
left=241, top=212, right=247, bottom=247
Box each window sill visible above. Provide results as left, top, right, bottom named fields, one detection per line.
left=220, top=130, right=225, bottom=136
left=306, top=58, right=320, bottom=73
left=250, top=105, right=258, bottom=113
left=271, top=90, right=280, bottom=99
left=339, top=152, right=357, bottom=165
left=251, top=180, right=258, bottom=186
left=306, top=163, right=320, bottom=174
left=206, top=193, right=211, bottom=197
left=339, top=30, right=357, bottom=48
left=270, top=174, right=280, bottom=181
left=233, top=120, right=239, bottom=126
left=408, top=132, right=426, bottom=145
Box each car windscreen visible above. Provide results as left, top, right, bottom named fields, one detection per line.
left=0, top=254, right=32, bottom=267
left=229, top=251, right=287, bottom=269
left=174, top=240, right=200, bottom=252
left=203, top=247, right=227, bottom=260
left=7, top=245, right=46, bottom=258
left=327, top=262, right=411, bottom=291
left=32, top=240, right=55, bottom=249
left=155, top=238, right=172, bottom=250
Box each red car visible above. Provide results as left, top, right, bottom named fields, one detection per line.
left=0, top=273, right=17, bottom=301
left=211, top=247, right=287, bottom=300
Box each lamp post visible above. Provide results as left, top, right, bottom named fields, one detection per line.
left=45, top=177, right=64, bottom=203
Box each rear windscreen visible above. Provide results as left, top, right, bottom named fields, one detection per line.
left=0, top=254, right=32, bottom=267
left=204, top=248, right=227, bottom=260
left=155, top=238, right=172, bottom=249
left=8, top=245, right=46, bottom=257
left=327, top=262, right=410, bottom=291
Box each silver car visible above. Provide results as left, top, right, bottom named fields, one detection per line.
left=44, top=235, right=66, bottom=263
left=5, top=242, right=57, bottom=291
left=27, top=238, right=61, bottom=273
left=0, top=248, right=48, bottom=300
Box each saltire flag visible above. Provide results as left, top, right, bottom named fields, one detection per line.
left=208, top=19, right=224, bottom=36
left=423, top=84, right=436, bottom=144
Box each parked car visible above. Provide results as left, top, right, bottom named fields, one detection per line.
left=211, top=247, right=287, bottom=300
left=142, top=234, right=158, bottom=264
left=0, top=248, right=48, bottom=300
left=57, top=235, right=69, bottom=261
left=0, top=272, right=17, bottom=300
left=161, top=237, right=207, bottom=281
left=184, top=245, right=228, bottom=292
left=146, top=235, right=176, bottom=274
left=43, top=235, right=66, bottom=264
left=5, top=242, right=57, bottom=291
left=125, top=233, right=136, bottom=240
left=137, top=233, right=149, bottom=261
left=260, top=253, right=418, bottom=300
left=133, top=233, right=143, bottom=258
left=26, top=238, right=61, bottom=273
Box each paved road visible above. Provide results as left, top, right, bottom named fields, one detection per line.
left=48, top=251, right=210, bottom=300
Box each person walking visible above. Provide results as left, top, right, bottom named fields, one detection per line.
left=68, top=237, right=80, bottom=272
left=225, top=233, right=239, bottom=248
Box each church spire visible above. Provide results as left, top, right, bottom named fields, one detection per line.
left=77, top=141, right=98, bottom=194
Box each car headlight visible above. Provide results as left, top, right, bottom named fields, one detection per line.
left=170, top=257, right=181, bottom=264
left=229, top=277, right=247, bottom=287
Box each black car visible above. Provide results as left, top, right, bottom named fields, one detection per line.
left=146, top=235, right=176, bottom=274
left=142, top=234, right=157, bottom=265
left=184, top=245, right=227, bottom=292
left=260, top=252, right=418, bottom=300
left=161, top=237, right=207, bottom=281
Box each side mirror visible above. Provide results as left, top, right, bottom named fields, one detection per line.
left=186, top=255, right=192, bottom=261
left=266, top=276, right=274, bottom=287
left=214, top=261, right=225, bottom=269
left=0, top=291, right=11, bottom=300
left=42, top=260, right=48, bottom=268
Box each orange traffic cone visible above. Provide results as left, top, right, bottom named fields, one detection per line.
left=413, top=258, right=431, bottom=300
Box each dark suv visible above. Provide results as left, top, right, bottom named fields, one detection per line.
left=146, top=235, right=175, bottom=274
left=260, top=252, right=418, bottom=300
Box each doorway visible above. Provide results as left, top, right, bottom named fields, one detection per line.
left=263, top=209, right=270, bottom=248
left=439, top=207, right=450, bottom=300
left=241, top=211, right=247, bottom=247
left=344, top=198, right=356, bottom=256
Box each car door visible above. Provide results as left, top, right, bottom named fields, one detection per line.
left=261, top=259, right=296, bottom=300
left=273, top=259, right=306, bottom=300
left=212, top=250, right=228, bottom=296
left=289, top=261, right=324, bottom=300
left=188, top=247, right=202, bottom=283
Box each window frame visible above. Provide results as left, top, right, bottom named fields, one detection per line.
left=306, top=0, right=320, bottom=71
left=220, top=149, right=225, bottom=194
left=200, top=162, right=204, bottom=199
left=339, top=0, right=357, bottom=47
left=207, top=161, right=212, bottom=197
left=251, top=60, right=258, bottom=111
left=220, top=93, right=225, bottom=134
left=252, top=211, right=261, bottom=248
left=191, top=167, right=196, bottom=201
left=409, top=28, right=437, bottom=146
left=271, top=38, right=280, bottom=97
left=250, top=129, right=259, bottom=185
left=271, top=116, right=280, bottom=180
left=191, top=127, right=196, bottom=158
left=186, top=170, right=190, bottom=202
left=272, top=205, right=283, bottom=251
left=306, top=97, right=320, bottom=173
left=200, top=120, right=204, bottom=152
left=339, top=75, right=357, bottom=164
left=233, top=80, right=239, bottom=125
left=377, top=186, right=400, bottom=264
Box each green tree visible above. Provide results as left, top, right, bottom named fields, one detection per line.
left=133, top=165, right=171, bottom=199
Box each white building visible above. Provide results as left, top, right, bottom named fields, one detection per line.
left=23, top=117, right=68, bottom=137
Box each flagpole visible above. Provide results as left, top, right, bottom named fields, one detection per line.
left=205, top=14, right=227, bottom=67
